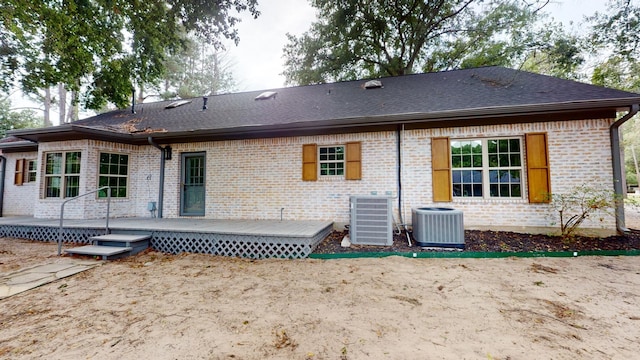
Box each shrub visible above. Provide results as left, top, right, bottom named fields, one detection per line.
left=547, top=185, right=620, bottom=238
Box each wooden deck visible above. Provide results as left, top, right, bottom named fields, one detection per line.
left=0, top=217, right=334, bottom=259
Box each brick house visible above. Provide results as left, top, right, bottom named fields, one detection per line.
left=2, top=66, right=639, bottom=234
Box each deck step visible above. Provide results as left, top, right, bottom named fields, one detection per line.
left=90, top=234, right=151, bottom=243
left=66, top=233, right=152, bottom=260
left=65, top=245, right=133, bottom=260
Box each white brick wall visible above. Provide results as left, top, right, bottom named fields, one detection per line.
left=4, top=117, right=618, bottom=232
left=31, top=140, right=159, bottom=219
left=1, top=151, right=38, bottom=216
left=401, top=119, right=616, bottom=231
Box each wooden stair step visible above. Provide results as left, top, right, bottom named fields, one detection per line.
left=65, top=245, right=132, bottom=260
left=90, top=234, right=151, bottom=243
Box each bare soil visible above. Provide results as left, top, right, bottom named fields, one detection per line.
left=1, top=236, right=640, bottom=359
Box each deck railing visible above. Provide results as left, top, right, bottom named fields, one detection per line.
left=58, top=186, right=111, bottom=256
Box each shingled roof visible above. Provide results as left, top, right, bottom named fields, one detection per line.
left=8, top=66, right=640, bottom=145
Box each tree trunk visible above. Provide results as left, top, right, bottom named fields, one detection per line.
left=43, top=87, right=52, bottom=127
left=632, top=146, right=640, bottom=191
left=58, top=83, right=66, bottom=124
left=137, top=84, right=145, bottom=104
left=212, top=52, right=220, bottom=95
left=67, top=89, right=79, bottom=122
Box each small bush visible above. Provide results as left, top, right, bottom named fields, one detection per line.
left=547, top=185, right=620, bottom=238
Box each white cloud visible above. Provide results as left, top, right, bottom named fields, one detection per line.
left=224, top=0, right=316, bottom=91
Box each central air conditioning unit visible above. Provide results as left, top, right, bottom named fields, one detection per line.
left=412, top=207, right=464, bottom=248
left=349, top=195, right=393, bottom=246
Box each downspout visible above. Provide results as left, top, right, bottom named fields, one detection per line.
left=397, top=125, right=411, bottom=245
left=148, top=137, right=167, bottom=218
left=610, top=104, right=639, bottom=234
left=397, top=125, right=403, bottom=224
left=0, top=155, right=5, bottom=217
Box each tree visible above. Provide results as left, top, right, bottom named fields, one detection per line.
left=1, top=0, right=259, bottom=110
left=159, top=35, right=237, bottom=100
left=0, top=97, right=42, bottom=138
left=587, top=1, right=640, bottom=187
left=282, top=0, right=578, bottom=85
left=588, top=0, right=640, bottom=93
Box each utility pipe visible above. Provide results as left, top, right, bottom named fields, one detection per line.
left=0, top=155, right=5, bottom=217
left=610, top=103, right=639, bottom=234
left=148, top=137, right=167, bottom=218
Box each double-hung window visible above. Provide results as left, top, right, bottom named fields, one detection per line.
left=451, top=138, right=523, bottom=199
left=44, top=151, right=81, bottom=198
left=14, top=159, right=37, bottom=185
left=26, top=160, right=37, bottom=182
left=98, top=153, right=129, bottom=198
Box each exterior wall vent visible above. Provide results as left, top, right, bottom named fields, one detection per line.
left=165, top=100, right=192, bottom=109
left=349, top=195, right=393, bottom=246
left=255, top=91, right=277, bottom=100
left=412, top=207, right=464, bottom=248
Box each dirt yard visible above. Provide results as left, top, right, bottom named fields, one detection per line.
left=1, top=238, right=639, bottom=359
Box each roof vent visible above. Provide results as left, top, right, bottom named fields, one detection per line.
left=364, top=80, right=383, bottom=89
left=202, top=96, right=208, bottom=111
left=255, top=91, right=277, bottom=100
left=165, top=100, right=192, bottom=109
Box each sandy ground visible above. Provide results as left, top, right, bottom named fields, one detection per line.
left=0, top=238, right=639, bottom=360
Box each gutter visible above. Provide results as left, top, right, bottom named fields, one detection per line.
left=148, top=137, right=172, bottom=218
left=610, top=104, right=640, bottom=234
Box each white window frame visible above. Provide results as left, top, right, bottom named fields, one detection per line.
left=44, top=151, right=81, bottom=198
left=318, top=145, right=345, bottom=176
left=451, top=137, right=524, bottom=199
left=26, top=159, right=37, bottom=183
left=98, top=152, right=129, bottom=198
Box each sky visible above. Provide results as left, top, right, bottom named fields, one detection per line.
left=225, top=0, right=610, bottom=92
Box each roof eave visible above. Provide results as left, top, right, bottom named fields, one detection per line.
left=0, top=140, right=39, bottom=153
left=7, top=124, right=134, bottom=144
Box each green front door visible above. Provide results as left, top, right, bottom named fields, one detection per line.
left=180, top=152, right=205, bottom=216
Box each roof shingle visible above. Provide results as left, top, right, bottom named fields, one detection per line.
left=8, top=66, right=640, bottom=144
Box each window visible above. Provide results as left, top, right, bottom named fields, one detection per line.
left=431, top=134, right=550, bottom=203
left=44, top=151, right=81, bottom=198
left=450, top=138, right=523, bottom=199
left=302, top=142, right=362, bottom=181
left=98, top=153, right=129, bottom=198
left=319, top=146, right=345, bottom=176
left=26, top=160, right=37, bottom=182
left=14, top=158, right=36, bottom=185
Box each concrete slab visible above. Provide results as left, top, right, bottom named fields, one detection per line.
left=0, top=261, right=99, bottom=300
left=25, top=263, right=76, bottom=274
left=6, top=272, right=54, bottom=285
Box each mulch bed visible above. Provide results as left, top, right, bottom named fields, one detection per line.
left=312, top=229, right=640, bottom=254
